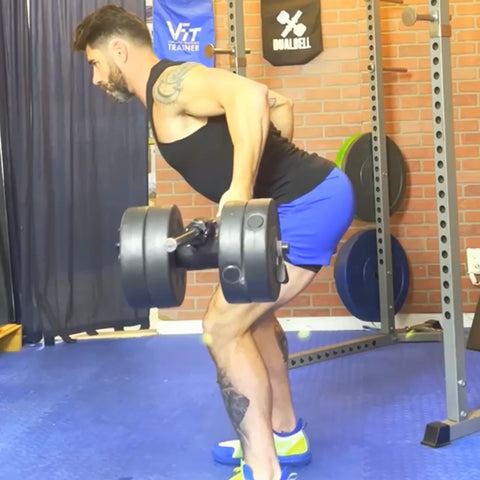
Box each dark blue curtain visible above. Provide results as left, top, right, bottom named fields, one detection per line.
left=0, top=0, right=149, bottom=343
left=0, top=1, right=30, bottom=328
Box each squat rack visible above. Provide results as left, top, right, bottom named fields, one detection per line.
left=215, top=0, right=480, bottom=446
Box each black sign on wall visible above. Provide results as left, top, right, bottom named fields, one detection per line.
left=261, top=0, right=323, bottom=66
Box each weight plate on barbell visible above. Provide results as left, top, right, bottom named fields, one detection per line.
left=243, top=199, right=281, bottom=303
left=334, top=229, right=410, bottom=322
left=144, top=205, right=187, bottom=308
left=218, top=201, right=250, bottom=303
left=119, top=207, right=151, bottom=308
left=336, top=133, right=407, bottom=223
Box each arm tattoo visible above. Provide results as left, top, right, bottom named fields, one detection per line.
left=274, top=322, right=289, bottom=364
left=217, top=369, right=250, bottom=447
left=268, top=97, right=277, bottom=108
left=153, top=62, right=196, bottom=105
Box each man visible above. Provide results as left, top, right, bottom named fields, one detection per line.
left=74, top=6, right=354, bottom=480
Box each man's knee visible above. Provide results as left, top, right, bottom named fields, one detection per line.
left=202, top=291, right=262, bottom=352
left=203, top=293, right=238, bottom=347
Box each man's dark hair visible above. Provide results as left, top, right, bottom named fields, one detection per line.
left=73, top=5, right=152, bottom=51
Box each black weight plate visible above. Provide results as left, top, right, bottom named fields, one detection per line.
left=243, top=199, right=281, bottom=302
left=119, top=207, right=151, bottom=308
left=218, top=201, right=250, bottom=303
left=334, top=229, right=410, bottom=322
left=339, top=133, right=406, bottom=223
left=144, top=205, right=187, bottom=308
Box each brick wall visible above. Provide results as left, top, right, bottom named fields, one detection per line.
left=153, top=0, right=480, bottom=321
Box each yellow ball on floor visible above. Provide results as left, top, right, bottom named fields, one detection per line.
left=297, top=330, right=311, bottom=340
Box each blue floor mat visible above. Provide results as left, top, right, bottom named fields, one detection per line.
left=1, top=331, right=480, bottom=480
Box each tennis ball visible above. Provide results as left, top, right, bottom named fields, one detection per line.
left=297, top=330, right=311, bottom=340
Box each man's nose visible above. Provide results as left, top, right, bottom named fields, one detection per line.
left=92, top=70, right=100, bottom=86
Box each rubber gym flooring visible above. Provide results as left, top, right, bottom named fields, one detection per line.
left=1, top=331, right=480, bottom=480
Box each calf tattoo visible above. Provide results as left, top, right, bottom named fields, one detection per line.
left=217, top=369, right=250, bottom=446
left=274, top=322, right=289, bottom=364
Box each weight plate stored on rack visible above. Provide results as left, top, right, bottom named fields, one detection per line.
left=336, top=133, right=407, bottom=223
left=334, top=229, right=410, bottom=322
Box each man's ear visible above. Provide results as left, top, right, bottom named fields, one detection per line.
left=109, top=38, right=129, bottom=65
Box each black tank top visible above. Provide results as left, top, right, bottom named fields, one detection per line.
left=146, top=60, right=335, bottom=205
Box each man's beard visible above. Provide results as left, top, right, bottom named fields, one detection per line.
left=100, top=64, right=134, bottom=103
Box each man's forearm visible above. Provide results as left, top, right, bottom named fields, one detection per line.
left=226, top=85, right=271, bottom=196
left=230, top=119, right=269, bottom=196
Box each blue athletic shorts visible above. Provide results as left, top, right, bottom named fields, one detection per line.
left=277, top=168, right=355, bottom=269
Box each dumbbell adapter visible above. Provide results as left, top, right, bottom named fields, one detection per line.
left=165, top=219, right=217, bottom=253
left=119, top=199, right=289, bottom=308
left=164, top=218, right=219, bottom=271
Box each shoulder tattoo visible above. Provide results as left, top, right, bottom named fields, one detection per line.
left=153, top=62, right=197, bottom=105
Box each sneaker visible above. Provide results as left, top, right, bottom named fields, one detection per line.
left=213, top=418, right=311, bottom=467
left=227, top=462, right=297, bottom=480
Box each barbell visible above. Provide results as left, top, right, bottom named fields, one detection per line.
left=118, top=199, right=289, bottom=309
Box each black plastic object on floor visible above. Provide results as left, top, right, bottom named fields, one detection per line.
left=335, top=133, right=407, bottom=223
left=334, top=229, right=410, bottom=322
left=467, top=295, right=480, bottom=351
left=421, top=421, right=451, bottom=448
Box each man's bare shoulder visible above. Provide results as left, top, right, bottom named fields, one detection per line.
left=152, top=62, right=202, bottom=107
